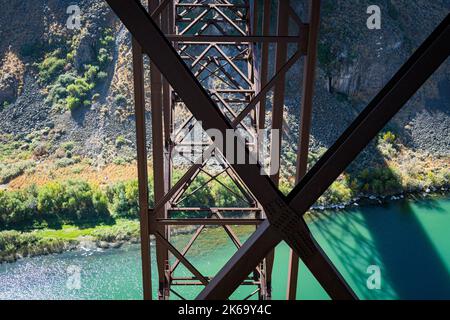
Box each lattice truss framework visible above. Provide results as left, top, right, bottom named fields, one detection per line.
left=129, top=0, right=316, bottom=300
left=106, top=0, right=450, bottom=301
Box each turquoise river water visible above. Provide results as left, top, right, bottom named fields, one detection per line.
left=1, top=197, right=449, bottom=300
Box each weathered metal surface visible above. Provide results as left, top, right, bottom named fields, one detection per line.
left=108, top=0, right=450, bottom=300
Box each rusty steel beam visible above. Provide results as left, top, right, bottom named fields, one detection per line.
left=131, top=38, right=152, bottom=300
left=106, top=0, right=355, bottom=300
left=251, top=0, right=258, bottom=36
left=198, top=13, right=450, bottom=300
left=177, top=3, right=248, bottom=8
left=165, top=35, right=305, bottom=42
left=110, top=0, right=450, bottom=300
left=154, top=231, right=209, bottom=286
left=264, top=0, right=291, bottom=298
left=158, top=0, right=269, bottom=299
left=258, top=0, right=271, bottom=131
left=270, top=0, right=290, bottom=184
left=148, top=0, right=170, bottom=300
left=151, top=0, right=171, bottom=19
left=171, top=224, right=206, bottom=273
left=167, top=207, right=260, bottom=212
left=287, top=0, right=321, bottom=300
left=157, top=218, right=264, bottom=226
left=232, top=50, right=302, bottom=126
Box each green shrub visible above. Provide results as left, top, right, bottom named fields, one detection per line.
left=0, top=230, right=67, bottom=262
left=66, top=96, right=82, bottom=110
left=357, top=167, right=402, bottom=195
left=54, top=157, right=80, bottom=169
left=84, top=64, right=99, bottom=82
left=61, top=141, right=75, bottom=152
left=210, top=175, right=247, bottom=207
left=321, top=180, right=353, bottom=204
left=112, top=157, right=126, bottom=165
left=115, top=135, right=126, bottom=147
left=1, top=101, right=10, bottom=110
left=382, top=131, right=396, bottom=144
left=0, top=161, right=35, bottom=184
left=106, top=180, right=140, bottom=219
left=97, top=48, right=112, bottom=66
left=65, top=78, right=93, bottom=110
left=100, top=30, right=115, bottom=47
left=318, top=41, right=334, bottom=72
left=43, top=27, right=114, bottom=113
left=97, top=28, right=115, bottom=68
left=92, top=221, right=140, bottom=242
left=38, top=55, right=66, bottom=83
left=0, top=186, right=38, bottom=229
left=114, top=94, right=127, bottom=107
left=67, top=78, right=92, bottom=97
left=37, top=180, right=109, bottom=222
left=0, top=230, right=38, bottom=254
left=0, top=181, right=111, bottom=230
left=46, top=73, right=78, bottom=108
left=177, top=175, right=215, bottom=208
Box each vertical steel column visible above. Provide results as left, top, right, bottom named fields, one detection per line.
left=131, top=38, right=152, bottom=300
left=286, top=0, right=322, bottom=300
left=270, top=0, right=289, bottom=183
left=149, top=0, right=170, bottom=300
left=258, top=0, right=271, bottom=130
left=263, top=0, right=291, bottom=298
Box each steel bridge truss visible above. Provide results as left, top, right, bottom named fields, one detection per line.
left=106, top=0, right=450, bottom=300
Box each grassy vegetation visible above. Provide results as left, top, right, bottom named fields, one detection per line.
left=0, top=134, right=32, bottom=162
left=0, top=230, right=70, bottom=263
left=42, top=28, right=115, bottom=112
left=38, top=51, right=66, bottom=84
left=91, top=220, right=140, bottom=242
left=0, top=161, right=35, bottom=185
left=0, top=129, right=449, bottom=262
left=0, top=158, right=448, bottom=263
left=1, top=101, right=10, bottom=110
left=0, top=173, right=249, bottom=230
left=0, top=180, right=109, bottom=230
left=279, top=131, right=449, bottom=206
left=114, top=94, right=127, bottom=107
left=0, top=219, right=139, bottom=263
left=33, top=219, right=139, bottom=241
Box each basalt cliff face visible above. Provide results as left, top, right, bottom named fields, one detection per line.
left=0, top=1, right=449, bottom=183
left=287, top=0, right=450, bottom=159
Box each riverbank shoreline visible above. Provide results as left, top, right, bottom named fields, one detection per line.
left=1, top=188, right=449, bottom=264
left=310, top=186, right=449, bottom=212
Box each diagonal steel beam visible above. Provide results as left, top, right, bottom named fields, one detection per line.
left=155, top=231, right=209, bottom=286
left=106, top=0, right=356, bottom=300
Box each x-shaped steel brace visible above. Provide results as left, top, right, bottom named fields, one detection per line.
left=106, top=0, right=450, bottom=300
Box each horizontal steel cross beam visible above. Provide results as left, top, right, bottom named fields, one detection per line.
left=156, top=218, right=264, bottom=226
left=165, top=35, right=307, bottom=43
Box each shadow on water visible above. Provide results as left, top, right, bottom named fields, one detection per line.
left=363, top=199, right=450, bottom=299
left=412, top=195, right=448, bottom=213
left=311, top=160, right=450, bottom=299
